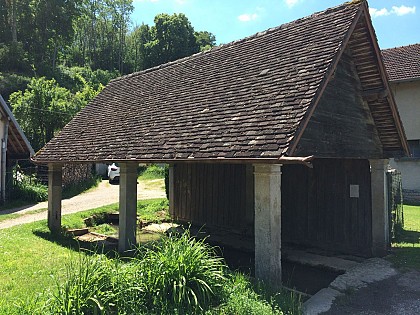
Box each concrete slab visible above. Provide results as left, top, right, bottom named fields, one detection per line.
left=303, top=258, right=398, bottom=315
left=330, top=258, right=397, bottom=292
left=142, top=222, right=179, bottom=233
left=284, top=249, right=360, bottom=272
left=302, top=287, right=343, bottom=315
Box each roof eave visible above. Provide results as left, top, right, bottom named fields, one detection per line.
left=32, top=155, right=315, bottom=167
left=389, top=77, right=420, bottom=84
left=0, top=94, right=35, bottom=157
left=361, top=5, right=411, bottom=157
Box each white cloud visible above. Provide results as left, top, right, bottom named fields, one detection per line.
left=392, top=5, right=416, bottom=16
left=370, top=5, right=416, bottom=18
left=369, top=8, right=390, bottom=17
left=175, top=0, right=187, bottom=4
left=285, top=0, right=301, bottom=8
left=238, top=13, right=259, bottom=22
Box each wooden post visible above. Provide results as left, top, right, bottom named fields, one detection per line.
left=48, top=163, right=63, bottom=233
left=118, top=162, right=138, bottom=252
left=370, top=159, right=390, bottom=256
left=254, top=164, right=282, bottom=287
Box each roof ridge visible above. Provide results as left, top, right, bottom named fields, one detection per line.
left=111, top=0, right=362, bottom=84
left=382, top=43, right=420, bottom=52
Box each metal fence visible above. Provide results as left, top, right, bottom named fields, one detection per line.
left=387, top=168, right=404, bottom=241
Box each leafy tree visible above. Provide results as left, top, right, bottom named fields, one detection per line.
left=9, top=77, right=100, bottom=151
left=125, top=23, right=151, bottom=72
left=147, top=13, right=199, bottom=67
left=195, top=31, right=216, bottom=52
left=125, top=14, right=216, bottom=71
left=68, top=0, right=133, bottom=72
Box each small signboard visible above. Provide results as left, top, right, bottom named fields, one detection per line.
left=350, top=185, right=359, bottom=198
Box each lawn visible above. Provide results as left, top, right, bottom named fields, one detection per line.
left=0, top=199, right=301, bottom=314
left=388, top=204, right=420, bottom=269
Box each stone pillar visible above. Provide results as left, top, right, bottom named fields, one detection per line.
left=254, top=164, right=282, bottom=287
left=119, top=162, right=138, bottom=252
left=48, top=163, right=63, bottom=233
left=168, top=164, right=175, bottom=217
left=370, top=159, right=390, bottom=256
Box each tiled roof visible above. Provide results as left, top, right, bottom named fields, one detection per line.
left=34, top=2, right=362, bottom=163
left=382, top=44, right=420, bottom=82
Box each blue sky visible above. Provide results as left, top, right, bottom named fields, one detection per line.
left=131, top=0, right=419, bottom=49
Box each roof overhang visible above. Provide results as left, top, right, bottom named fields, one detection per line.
left=0, top=95, right=35, bottom=159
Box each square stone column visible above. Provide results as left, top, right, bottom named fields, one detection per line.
left=48, top=163, right=63, bottom=233
left=119, top=162, right=138, bottom=252
left=254, top=164, right=282, bottom=287
left=370, top=159, right=390, bottom=256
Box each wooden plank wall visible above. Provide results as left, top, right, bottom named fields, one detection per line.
left=173, top=163, right=254, bottom=235
left=295, top=49, right=383, bottom=159
left=282, top=159, right=372, bottom=256
left=173, top=159, right=372, bottom=256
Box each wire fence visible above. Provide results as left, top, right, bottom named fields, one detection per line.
left=387, top=168, right=404, bottom=241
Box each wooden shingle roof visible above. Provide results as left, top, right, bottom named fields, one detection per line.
left=382, top=44, right=420, bottom=82
left=33, top=1, right=408, bottom=163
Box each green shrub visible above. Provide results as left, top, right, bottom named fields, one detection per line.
left=10, top=178, right=48, bottom=203
left=214, top=273, right=283, bottom=315
left=133, top=230, right=227, bottom=313
left=139, top=164, right=167, bottom=179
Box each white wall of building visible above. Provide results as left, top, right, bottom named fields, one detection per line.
left=390, top=79, right=420, bottom=203
left=390, top=80, right=420, bottom=140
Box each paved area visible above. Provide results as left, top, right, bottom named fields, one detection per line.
left=0, top=179, right=165, bottom=229
left=303, top=257, right=420, bottom=315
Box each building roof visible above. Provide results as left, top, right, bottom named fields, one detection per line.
left=0, top=95, right=34, bottom=159
left=33, top=1, right=408, bottom=164
left=382, top=44, right=420, bottom=82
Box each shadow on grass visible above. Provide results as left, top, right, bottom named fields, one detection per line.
left=395, top=227, right=420, bottom=244
left=390, top=227, right=420, bottom=269
left=62, top=176, right=102, bottom=200
left=32, top=228, right=120, bottom=258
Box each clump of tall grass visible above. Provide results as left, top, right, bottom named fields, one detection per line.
left=51, top=254, right=117, bottom=314
left=30, top=230, right=300, bottom=315
left=133, top=230, right=227, bottom=313
left=212, top=273, right=284, bottom=315
left=47, top=231, right=227, bottom=314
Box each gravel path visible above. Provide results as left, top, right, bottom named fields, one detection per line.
left=0, top=179, right=166, bottom=230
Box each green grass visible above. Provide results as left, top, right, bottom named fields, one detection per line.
left=61, top=198, right=169, bottom=230
left=0, top=222, right=83, bottom=313
left=0, top=199, right=302, bottom=314
left=388, top=205, right=420, bottom=269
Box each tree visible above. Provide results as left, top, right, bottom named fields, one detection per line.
left=147, top=13, right=199, bottom=67
left=125, top=13, right=217, bottom=71
left=8, top=77, right=98, bottom=151
left=195, top=31, right=216, bottom=52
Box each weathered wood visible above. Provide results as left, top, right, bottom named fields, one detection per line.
left=282, top=159, right=372, bottom=256
left=173, top=163, right=251, bottom=234
left=295, top=49, right=383, bottom=159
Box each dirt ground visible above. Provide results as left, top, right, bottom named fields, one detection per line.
left=0, top=179, right=166, bottom=229
left=323, top=269, right=420, bottom=315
